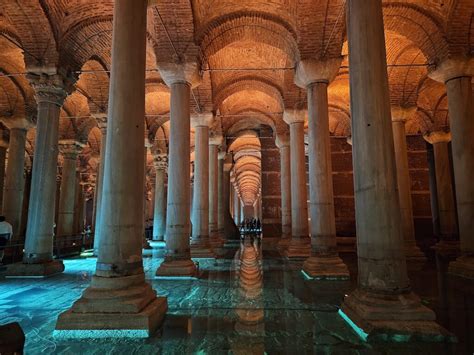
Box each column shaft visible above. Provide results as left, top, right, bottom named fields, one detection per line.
left=93, top=129, right=106, bottom=253
left=279, top=145, right=291, bottom=238
left=191, top=126, right=209, bottom=240
left=209, top=144, right=219, bottom=235
left=153, top=167, right=166, bottom=241
left=217, top=156, right=225, bottom=235
left=57, top=156, right=77, bottom=237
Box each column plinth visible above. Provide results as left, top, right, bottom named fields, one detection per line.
left=283, top=110, right=310, bottom=258
left=190, top=113, right=215, bottom=258
left=275, top=133, right=292, bottom=249
left=339, top=0, right=448, bottom=341
left=295, top=59, right=349, bottom=279
left=429, top=57, right=474, bottom=279
left=156, top=61, right=201, bottom=277
left=55, top=0, right=167, bottom=337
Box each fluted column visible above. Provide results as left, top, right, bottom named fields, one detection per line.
left=276, top=133, right=291, bottom=248
left=295, top=58, right=349, bottom=278
left=7, top=74, right=70, bottom=277
left=340, top=0, right=440, bottom=339
left=209, top=135, right=223, bottom=247
left=391, top=107, right=426, bottom=262
left=190, top=113, right=215, bottom=258
left=2, top=119, right=33, bottom=239
left=429, top=57, right=474, bottom=278
left=56, top=0, right=167, bottom=337
left=152, top=154, right=167, bottom=243
left=156, top=61, right=201, bottom=277
left=92, top=114, right=107, bottom=255
left=57, top=140, right=84, bottom=238
left=283, top=109, right=310, bottom=258
left=423, top=132, right=457, bottom=240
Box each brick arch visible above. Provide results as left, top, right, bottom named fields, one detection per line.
left=224, top=111, right=277, bottom=136
left=76, top=58, right=110, bottom=114
left=199, top=12, right=300, bottom=63
left=383, top=3, right=449, bottom=63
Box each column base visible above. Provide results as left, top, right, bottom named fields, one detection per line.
left=156, top=259, right=198, bottom=278
left=284, top=238, right=311, bottom=259
left=404, top=241, right=427, bottom=263
left=302, top=255, right=350, bottom=280
left=277, top=236, right=291, bottom=249
left=54, top=273, right=167, bottom=338
left=448, top=254, right=474, bottom=279
left=432, top=240, right=460, bottom=258
left=339, top=288, right=454, bottom=342
left=4, top=260, right=64, bottom=278
left=149, top=240, right=166, bottom=249
left=190, top=242, right=216, bottom=259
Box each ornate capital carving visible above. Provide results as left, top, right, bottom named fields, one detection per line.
left=27, top=72, right=71, bottom=106
left=153, top=154, right=168, bottom=170
left=209, top=133, right=224, bottom=146
left=59, top=140, right=86, bottom=160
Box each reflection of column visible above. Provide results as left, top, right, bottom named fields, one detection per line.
left=295, top=58, right=349, bottom=278
left=156, top=61, right=200, bottom=277
left=429, top=58, right=474, bottom=278
left=283, top=109, right=310, bottom=258
left=209, top=136, right=222, bottom=247
left=92, top=114, right=107, bottom=254
left=391, top=107, right=426, bottom=262
left=276, top=133, right=291, bottom=248
left=7, top=73, right=69, bottom=277
left=340, top=0, right=440, bottom=338
left=57, top=140, right=84, bottom=238
left=423, top=132, right=457, bottom=240
left=2, top=119, right=33, bottom=238
left=152, top=154, right=167, bottom=243
left=190, top=113, right=214, bottom=258
left=56, top=0, right=167, bottom=337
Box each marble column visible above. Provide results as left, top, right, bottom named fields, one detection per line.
left=6, top=74, right=69, bottom=277
left=217, top=151, right=226, bottom=237
left=0, top=131, right=7, bottom=214
left=276, top=133, right=291, bottom=248
left=156, top=61, right=201, bottom=277
left=209, top=135, right=223, bottom=247
left=429, top=57, right=474, bottom=278
left=56, top=0, right=167, bottom=337
left=233, top=185, right=240, bottom=225
left=222, top=155, right=240, bottom=240
left=295, top=59, right=349, bottom=278
left=340, top=0, right=442, bottom=339
left=423, top=132, right=457, bottom=240
left=391, top=107, right=426, bottom=262
left=2, top=119, right=33, bottom=239
left=57, top=140, right=84, bottom=238
left=92, top=114, right=107, bottom=255
left=152, top=154, right=167, bottom=244
left=283, top=109, right=310, bottom=258
left=190, top=113, right=215, bottom=258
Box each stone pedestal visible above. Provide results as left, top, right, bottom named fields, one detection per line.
left=295, top=58, right=349, bottom=279
left=275, top=133, right=291, bottom=249
left=156, top=61, right=201, bottom=277
left=429, top=58, right=474, bottom=279
left=190, top=113, right=215, bottom=258
left=283, top=110, right=310, bottom=258
left=339, top=0, right=447, bottom=341
left=55, top=0, right=167, bottom=337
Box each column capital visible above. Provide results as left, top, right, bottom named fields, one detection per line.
left=428, top=56, right=474, bottom=83
left=294, top=57, right=343, bottom=88
left=275, top=132, right=290, bottom=148
left=283, top=109, right=306, bottom=125
left=346, top=135, right=352, bottom=146
left=58, top=140, right=86, bottom=159
left=423, top=131, right=451, bottom=144
left=209, top=133, right=224, bottom=146
left=92, top=113, right=108, bottom=133
left=191, top=112, right=214, bottom=128
left=1, top=117, right=35, bottom=131
left=157, top=61, right=202, bottom=88
left=391, top=106, right=417, bottom=123
left=153, top=153, right=168, bottom=170
left=218, top=150, right=227, bottom=160
left=27, top=72, right=72, bottom=106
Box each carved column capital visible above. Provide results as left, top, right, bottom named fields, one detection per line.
left=27, top=72, right=72, bottom=106
left=153, top=154, right=168, bottom=171
left=58, top=140, right=86, bottom=160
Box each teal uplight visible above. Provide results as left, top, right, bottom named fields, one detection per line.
left=301, top=270, right=312, bottom=280
left=338, top=309, right=369, bottom=342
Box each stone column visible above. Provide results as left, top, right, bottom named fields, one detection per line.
left=56, top=0, right=167, bottom=337
left=423, top=132, right=457, bottom=240
left=209, top=135, right=223, bottom=247
left=190, top=113, right=214, bottom=258
left=223, top=155, right=240, bottom=240
left=2, top=119, right=33, bottom=239
left=294, top=58, right=349, bottom=278
left=152, top=154, right=167, bottom=244
left=276, top=133, right=291, bottom=248
left=429, top=57, right=474, bottom=278
left=340, top=0, right=441, bottom=339
left=391, top=107, right=426, bottom=262
left=156, top=61, right=200, bottom=277
left=217, top=151, right=226, bottom=237
left=7, top=74, right=69, bottom=277
left=283, top=109, right=310, bottom=258
left=233, top=185, right=240, bottom=225
left=57, top=140, right=84, bottom=238
left=92, top=114, right=107, bottom=255
left=0, top=131, right=8, bottom=214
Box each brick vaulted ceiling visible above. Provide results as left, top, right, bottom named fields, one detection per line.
left=0, top=0, right=472, bottom=204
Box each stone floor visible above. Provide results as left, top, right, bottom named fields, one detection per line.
left=0, top=239, right=472, bottom=354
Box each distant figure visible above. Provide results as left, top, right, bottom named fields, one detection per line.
left=0, top=216, right=13, bottom=264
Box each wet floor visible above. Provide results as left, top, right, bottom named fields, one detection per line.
left=0, top=238, right=472, bottom=354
